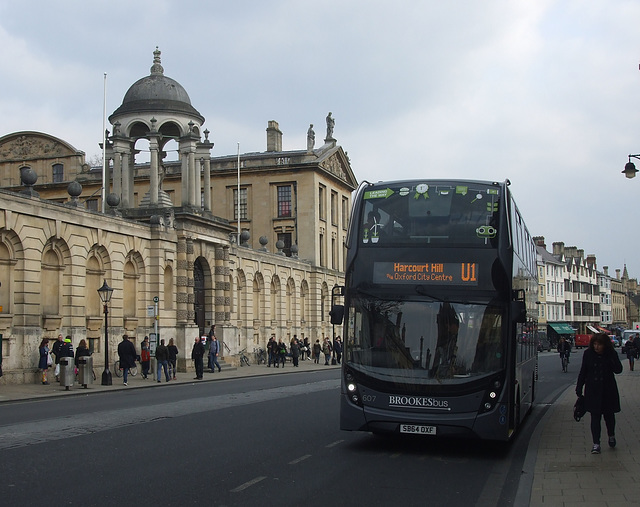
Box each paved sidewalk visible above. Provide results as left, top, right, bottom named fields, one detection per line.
left=529, top=369, right=640, bottom=506
left=0, top=357, right=339, bottom=403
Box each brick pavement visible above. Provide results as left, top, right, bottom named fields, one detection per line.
left=529, top=370, right=640, bottom=506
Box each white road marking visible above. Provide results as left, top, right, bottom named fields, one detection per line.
left=288, top=454, right=312, bottom=464
left=230, top=476, right=267, bottom=493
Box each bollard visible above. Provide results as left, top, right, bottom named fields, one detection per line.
left=77, top=355, right=94, bottom=388
left=59, top=357, right=75, bottom=391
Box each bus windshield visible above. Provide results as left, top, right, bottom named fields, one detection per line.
left=360, top=181, right=500, bottom=247
left=346, top=296, right=505, bottom=383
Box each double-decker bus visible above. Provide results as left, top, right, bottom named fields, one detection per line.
left=331, top=179, right=538, bottom=441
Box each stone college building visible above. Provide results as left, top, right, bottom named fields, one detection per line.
left=0, top=49, right=356, bottom=383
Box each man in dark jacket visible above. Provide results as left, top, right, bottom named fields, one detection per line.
left=155, top=338, right=170, bottom=383
left=52, top=334, right=64, bottom=380
left=191, top=336, right=205, bottom=380
left=209, top=335, right=221, bottom=373
left=117, top=334, right=137, bottom=386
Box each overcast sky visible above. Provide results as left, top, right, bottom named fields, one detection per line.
left=2, top=0, right=640, bottom=278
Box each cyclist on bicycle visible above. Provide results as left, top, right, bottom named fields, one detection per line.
left=558, top=337, right=572, bottom=372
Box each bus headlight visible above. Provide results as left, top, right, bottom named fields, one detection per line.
left=344, top=369, right=362, bottom=406
left=480, top=374, right=505, bottom=413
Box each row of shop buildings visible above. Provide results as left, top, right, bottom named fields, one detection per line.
left=535, top=236, right=639, bottom=346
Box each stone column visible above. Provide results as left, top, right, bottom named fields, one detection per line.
left=149, top=134, right=160, bottom=206
left=222, top=246, right=231, bottom=323
left=121, top=150, right=130, bottom=208
left=181, top=149, right=189, bottom=207
left=203, top=158, right=211, bottom=211
left=113, top=151, right=122, bottom=198
left=189, top=149, right=198, bottom=207
left=176, top=236, right=189, bottom=324
left=214, top=245, right=226, bottom=325
left=186, top=237, right=195, bottom=323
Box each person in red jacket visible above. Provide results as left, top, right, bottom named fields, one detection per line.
left=140, top=336, right=151, bottom=379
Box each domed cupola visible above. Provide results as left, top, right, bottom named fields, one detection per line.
left=105, top=47, right=213, bottom=212
left=109, top=47, right=204, bottom=123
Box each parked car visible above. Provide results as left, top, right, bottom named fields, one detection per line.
left=536, top=332, right=551, bottom=352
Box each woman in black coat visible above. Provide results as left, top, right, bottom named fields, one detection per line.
left=576, top=333, right=623, bottom=454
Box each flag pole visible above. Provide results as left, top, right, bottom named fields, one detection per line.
left=101, top=72, right=107, bottom=213
left=237, top=142, right=241, bottom=243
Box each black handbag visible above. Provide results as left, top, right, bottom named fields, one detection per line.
left=574, top=396, right=586, bottom=422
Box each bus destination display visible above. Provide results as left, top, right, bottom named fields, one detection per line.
left=373, top=262, right=478, bottom=285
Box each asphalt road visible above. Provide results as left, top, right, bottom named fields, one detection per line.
left=0, top=353, right=577, bottom=507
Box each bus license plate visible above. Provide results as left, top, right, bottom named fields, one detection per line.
left=400, top=424, right=436, bottom=435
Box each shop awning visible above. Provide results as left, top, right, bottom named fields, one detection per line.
left=595, top=325, right=611, bottom=334
left=586, top=325, right=599, bottom=334
left=548, top=323, right=575, bottom=335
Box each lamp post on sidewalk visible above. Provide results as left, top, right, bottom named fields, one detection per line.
left=98, top=279, right=114, bottom=386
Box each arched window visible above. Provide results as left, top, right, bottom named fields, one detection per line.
left=42, top=249, right=61, bottom=315
left=123, top=260, right=137, bottom=318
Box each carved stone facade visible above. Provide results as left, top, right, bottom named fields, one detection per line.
left=0, top=49, right=356, bottom=384
left=0, top=189, right=346, bottom=384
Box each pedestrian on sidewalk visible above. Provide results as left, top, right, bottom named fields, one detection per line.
left=75, top=339, right=91, bottom=379
left=576, top=332, right=623, bottom=454
left=322, top=337, right=333, bottom=365
left=191, top=336, right=205, bottom=379
left=156, top=338, right=170, bottom=383
left=59, top=336, right=74, bottom=362
left=52, top=334, right=64, bottom=381
left=277, top=339, right=287, bottom=367
left=168, top=338, right=179, bottom=379
left=334, top=336, right=343, bottom=364
left=290, top=336, right=300, bottom=367
left=267, top=335, right=276, bottom=367
left=117, top=334, right=137, bottom=386
left=38, top=338, right=51, bottom=385
left=623, top=334, right=639, bottom=371
left=313, top=339, right=321, bottom=364
left=140, top=336, right=151, bottom=379
left=209, top=335, right=221, bottom=373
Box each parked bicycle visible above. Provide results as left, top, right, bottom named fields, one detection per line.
left=239, top=348, right=250, bottom=367
left=113, top=360, right=138, bottom=377
left=255, top=347, right=267, bottom=365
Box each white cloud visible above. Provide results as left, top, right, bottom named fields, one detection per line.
left=2, top=0, right=640, bottom=277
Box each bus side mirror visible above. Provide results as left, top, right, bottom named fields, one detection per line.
left=511, top=300, right=526, bottom=323
left=330, top=305, right=345, bottom=325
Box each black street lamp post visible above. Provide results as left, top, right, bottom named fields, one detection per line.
left=98, top=279, right=114, bottom=386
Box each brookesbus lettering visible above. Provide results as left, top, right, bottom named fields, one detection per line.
left=389, top=396, right=450, bottom=409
